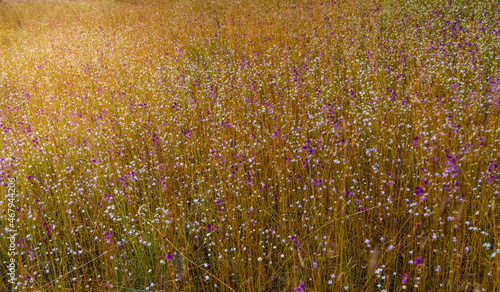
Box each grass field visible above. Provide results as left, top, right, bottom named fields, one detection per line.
left=0, top=0, right=499, bottom=290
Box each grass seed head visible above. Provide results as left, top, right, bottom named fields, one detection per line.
left=457, top=202, right=466, bottom=226
left=439, top=197, right=449, bottom=218
left=368, top=243, right=381, bottom=277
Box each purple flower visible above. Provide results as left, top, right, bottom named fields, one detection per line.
left=294, top=282, right=305, bottom=292
left=42, top=221, right=51, bottom=235
left=208, top=223, right=213, bottom=233
left=491, top=77, right=500, bottom=92
left=487, top=160, right=499, bottom=183
left=415, top=257, right=424, bottom=266
left=412, top=135, right=419, bottom=147
left=402, top=273, right=408, bottom=284
left=104, top=231, right=113, bottom=243
left=291, top=234, right=301, bottom=251
left=184, top=129, right=192, bottom=140
left=165, top=253, right=173, bottom=261
left=445, top=155, right=460, bottom=177
left=414, top=186, right=424, bottom=196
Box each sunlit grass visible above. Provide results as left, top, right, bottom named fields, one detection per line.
left=1, top=0, right=499, bottom=290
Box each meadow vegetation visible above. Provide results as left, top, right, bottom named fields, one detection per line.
left=0, top=0, right=499, bottom=290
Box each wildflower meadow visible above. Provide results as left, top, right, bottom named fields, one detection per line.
left=0, top=0, right=499, bottom=291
